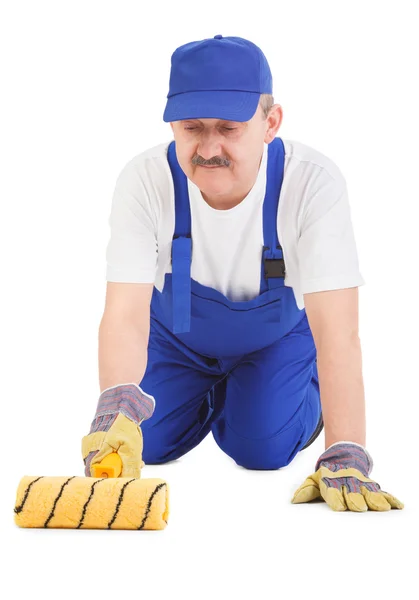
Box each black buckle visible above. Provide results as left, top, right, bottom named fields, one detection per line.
left=263, top=245, right=286, bottom=278
left=264, top=257, right=286, bottom=278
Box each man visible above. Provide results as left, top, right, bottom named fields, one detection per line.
left=82, top=35, right=404, bottom=512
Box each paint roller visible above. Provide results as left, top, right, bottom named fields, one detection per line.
left=14, top=452, right=169, bottom=530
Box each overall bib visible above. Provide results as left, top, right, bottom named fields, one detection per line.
left=140, top=137, right=323, bottom=470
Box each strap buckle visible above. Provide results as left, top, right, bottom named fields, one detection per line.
left=263, top=245, right=286, bottom=278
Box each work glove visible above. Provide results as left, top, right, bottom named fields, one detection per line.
left=82, top=382, right=155, bottom=478
left=291, top=441, right=404, bottom=512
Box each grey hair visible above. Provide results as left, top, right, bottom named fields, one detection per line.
left=258, top=93, right=274, bottom=119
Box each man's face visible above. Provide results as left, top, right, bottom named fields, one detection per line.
left=170, top=104, right=279, bottom=203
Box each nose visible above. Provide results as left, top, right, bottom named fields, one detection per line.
left=196, top=130, right=224, bottom=161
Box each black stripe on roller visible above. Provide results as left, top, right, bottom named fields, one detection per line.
left=108, top=478, right=137, bottom=529
left=44, top=476, right=76, bottom=528
left=14, top=476, right=44, bottom=514
left=138, top=483, right=167, bottom=530
left=77, top=478, right=107, bottom=529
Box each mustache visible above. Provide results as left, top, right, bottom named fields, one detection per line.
left=192, top=154, right=231, bottom=167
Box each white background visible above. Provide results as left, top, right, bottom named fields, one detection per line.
left=1, top=1, right=417, bottom=597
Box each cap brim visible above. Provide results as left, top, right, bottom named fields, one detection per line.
left=163, top=90, right=261, bottom=123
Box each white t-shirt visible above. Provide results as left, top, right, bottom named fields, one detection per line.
left=105, top=138, right=365, bottom=310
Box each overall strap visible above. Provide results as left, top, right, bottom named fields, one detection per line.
left=167, top=141, right=192, bottom=333
left=260, top=137, right=286, bottom=293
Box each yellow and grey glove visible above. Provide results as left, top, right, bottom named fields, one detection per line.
left=82, top=383, right=155, bottom=478
left=291, top=441, right=404, bottom=512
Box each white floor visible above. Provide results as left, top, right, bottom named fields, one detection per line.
left=4, top=427, right=412, bottom=600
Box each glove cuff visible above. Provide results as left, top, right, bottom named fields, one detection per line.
left=315, top=441, right=374, bottom=477
left=90, top=383, right=155, bottom=433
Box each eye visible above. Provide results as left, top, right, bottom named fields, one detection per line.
left=223, top=127, right=237, bottom=131
left=184, top=126, right=197, bottom=131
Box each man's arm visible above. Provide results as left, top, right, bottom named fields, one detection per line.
left=99, top=281, right=154, bottom=392
left=303, top=287, right=366, bottom=449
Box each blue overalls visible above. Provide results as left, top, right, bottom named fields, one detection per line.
left=140, top=137, right=322, bottom=470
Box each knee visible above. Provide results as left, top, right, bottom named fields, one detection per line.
left=142, top=425, right=199, bottom=464
left=234, top=446, right=293, bottom=471
left=141, top=429, right=183, bottom=465
left=212, top=418, right=303, bottom=470
left=142, top=444, right=183, bottom=465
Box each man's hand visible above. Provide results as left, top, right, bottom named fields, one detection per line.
left=82, top=383, right=155, bottom=478
left=291, top=442, right=404, bottom=512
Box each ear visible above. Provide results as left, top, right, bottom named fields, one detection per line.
left=264, top=104, right=283, bottom=144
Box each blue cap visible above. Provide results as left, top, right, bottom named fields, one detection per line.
left=163, top=35, right=273, bottom=123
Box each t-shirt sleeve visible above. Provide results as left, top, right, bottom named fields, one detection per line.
left=297, top=171, right=365, bottom=294
left=105, top=160, right=158, bottom=283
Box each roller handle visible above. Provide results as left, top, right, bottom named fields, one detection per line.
left=91, top=452, right=123, bottom=478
